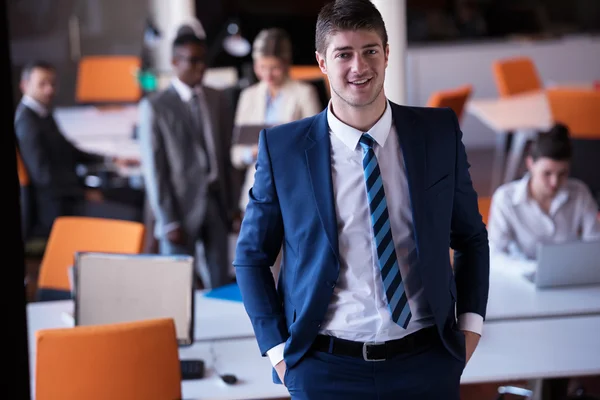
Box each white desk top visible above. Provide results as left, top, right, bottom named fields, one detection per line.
left=26, top=292, right=254, bottom=343
left=463, top=315, right=600, bottom=384
left=27, top=292, right=600, bottom=399
left=30, top=316, right=596, bottom=399
left=467, top=91, right=553, bottom=133
left=54, top=105, right=139, bottom=139
left=53, top=105, right=141, bottom=160
left=486, top=269, right=600, bottom=321
left=181, top=316, right=600, bottom=398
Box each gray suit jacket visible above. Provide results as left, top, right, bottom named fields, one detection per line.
left=138, top=84, right=235, bottom=239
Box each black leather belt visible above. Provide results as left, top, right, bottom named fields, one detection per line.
left=311, top=326, right=438, bottom=361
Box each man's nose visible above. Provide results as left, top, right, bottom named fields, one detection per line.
left=350, top=54, right=369, bottom=75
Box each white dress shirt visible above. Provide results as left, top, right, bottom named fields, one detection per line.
left=21, top=95, right=49, bottom=118
left=488, top=173, right=600, bottom=275
left=266, top=100, right=483, bottom=367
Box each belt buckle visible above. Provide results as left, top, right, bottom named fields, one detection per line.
left=362, top=341, right=386, bottom=362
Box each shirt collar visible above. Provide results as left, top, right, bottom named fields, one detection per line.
left=327, top=99, right=393, bottom=151
left=171, top=78, right=202, bottom=102
left=21, top=95, right=49, bottom=118
left=512, top=172, right=571, bottom=212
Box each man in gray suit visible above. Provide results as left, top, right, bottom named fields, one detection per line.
left=138, top=32, right=236, bottom=288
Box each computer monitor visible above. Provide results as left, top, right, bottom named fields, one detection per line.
left=73, top=252, right=195, bottom=346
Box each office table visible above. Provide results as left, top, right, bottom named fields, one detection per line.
left=486, top=269, right=600, bottom=321
left=54, top=105, right=141, bottom=161
left=27, top=309, right=600, bottom=400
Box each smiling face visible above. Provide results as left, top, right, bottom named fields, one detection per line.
left=315, top=29, right=388, bottom=109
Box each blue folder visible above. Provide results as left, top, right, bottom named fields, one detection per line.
left=203, top=283, right=242, bottom=302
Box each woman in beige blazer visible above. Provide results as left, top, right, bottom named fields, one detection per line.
left=232, top=28, right=322, bottom=211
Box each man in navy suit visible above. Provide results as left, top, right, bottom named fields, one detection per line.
left=234, top=0, right=489, bottom=398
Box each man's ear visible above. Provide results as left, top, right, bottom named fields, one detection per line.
left=526, top=156, right=534, bottom=171
left=315, top=51, right=327, bottom=75
left=384, top=44, right=389, bottom=69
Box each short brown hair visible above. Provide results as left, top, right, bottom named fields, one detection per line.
left=315, top=0, right=388, bottom=55
left=530, top=123, right=572, bottom=161
left=252, top=28, right=293, bottom=64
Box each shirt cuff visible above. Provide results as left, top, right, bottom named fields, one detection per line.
left=162, top=222, right=181, bottom=235
left=266, top=342, right=285, bottom=367
left=242, top=148, right=255, bottom=165
left=458, top=312, right=484, bottom=336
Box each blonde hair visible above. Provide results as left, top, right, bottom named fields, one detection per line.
left=252, top=28, right=293, bottom=64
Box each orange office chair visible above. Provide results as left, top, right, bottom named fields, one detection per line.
left=75, top=56, right=142, bottom=103
left=35, top=318, right=181, bottom=400
left=450, top=196, right=491, bottom=266
left=37, top=216, right=145, bottom=300
left=478, top=196, right=492, bottom=226
left=547, top=88, right=600, bottom=209
left=426, top=84, right=473, bottom=123
left=546, top=88, right=600, bottom=139
left=492, top=57, right=542, bottom=97
left=16, top=148, right=38, bottom=244
left=16, top=148, right=29, bottom=186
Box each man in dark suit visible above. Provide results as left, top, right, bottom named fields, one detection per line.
left=139, top=26, right=237, bottom=289
left=234, top=0, right=490, bottom=398
left=15, top=61, right=138, bottom=237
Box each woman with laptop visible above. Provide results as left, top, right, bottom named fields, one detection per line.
left=231, top=28, right=322, bottom=213
left=487, top=123, right=600, bottom=275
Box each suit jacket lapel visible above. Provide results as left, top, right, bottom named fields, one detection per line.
left=390, top=103, right=426, bottom=254
left=305, top=110, right=340, bottom=262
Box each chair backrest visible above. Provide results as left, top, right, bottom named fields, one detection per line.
left=16, top=148, right=29, bottom=186
left=478, top=196, right=492, bottom=225
left=76, top=56, right=142, bottom=103
left=426, top=84, right=473, bottom=122
left=546, top=88, right=600, bottom=139
left=38, top=216, right=145, bottom=292
left=35, top=318, right=181, bottom=400
left=450, top=196, right=492, bottom=266
left=492, top=57, right=542, bottom=97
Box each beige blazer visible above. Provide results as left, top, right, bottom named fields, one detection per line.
left=232, top=78, right=323, bottom=210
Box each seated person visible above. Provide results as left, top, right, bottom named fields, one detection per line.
left=231, top=28, right=322, bottom=213
left=15, top=60, right=139, bottom=236
left=488, top=123, right=600, bottom=275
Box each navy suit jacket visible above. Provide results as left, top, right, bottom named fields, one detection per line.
left=234, top=102, right=490, bottom=379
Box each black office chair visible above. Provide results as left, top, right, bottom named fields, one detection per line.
left=570, top=138, right=600, bottom=210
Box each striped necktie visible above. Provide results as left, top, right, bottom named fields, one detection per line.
left=359, top=133, right=412, bottom=329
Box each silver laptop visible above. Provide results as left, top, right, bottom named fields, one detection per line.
left=530, top=240, right=600, bottom=288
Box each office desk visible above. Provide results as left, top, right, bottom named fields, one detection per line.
left=464, top=315, right=600, bottom=384
left=486, top=269, right=600, bottom=321
left=27, top=311, right=600, bottom=400
left=26, top=292, right=254, bottom=343
left=180, top=316, right=600, bottom=399
left=54, top=105, right=141, bottom=161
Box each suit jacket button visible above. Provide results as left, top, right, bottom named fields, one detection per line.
left=327, top=281, right=336, bottom=288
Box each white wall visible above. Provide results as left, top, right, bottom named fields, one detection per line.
left=406, top=35, right=600, bottom=148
